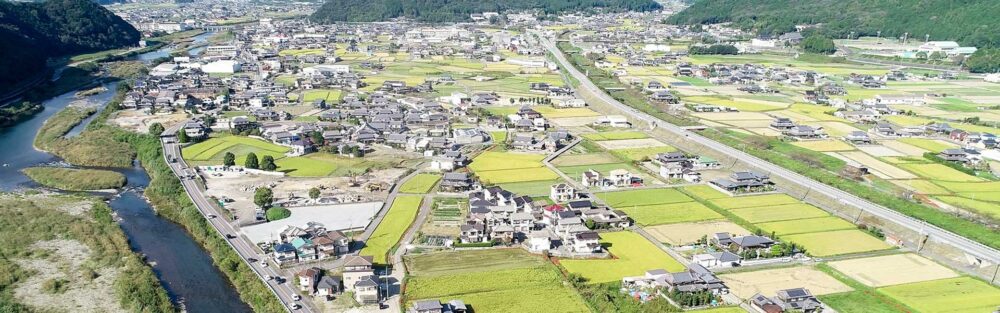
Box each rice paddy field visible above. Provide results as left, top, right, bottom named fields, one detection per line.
left=182, top=135, right=289, bottom=165
left=878, top=277, right=1000, bottom=313
left=719, top=266, right=853, bottom=300
left=399, top=174, right=441, bottom=194
left=608, top=145, right=678, bottom=162
left=468, top=151, right=559, bottom=184
left=781, top=230, right=892, bottom=257
left=828, top=254, right=958, bottom=288
left=559, top=231, right=685, bottom=284
left=595, top=188, right=721, bottom=225
left=360, top=195, right=422, bottom=264
left=645, top=221, right=750, bottom=246
left=580, top=131, right=648, bottom=141
left=404, top=249, right=589, bottom=313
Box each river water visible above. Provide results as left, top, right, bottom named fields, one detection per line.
left=0, top=41, right=251, bottom=312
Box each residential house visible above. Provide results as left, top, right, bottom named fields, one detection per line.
left=750, top=288, right=823, bottom=313
left=550, top=183, right=577, bottom=202
left=710, top=171, right=774, bottom=193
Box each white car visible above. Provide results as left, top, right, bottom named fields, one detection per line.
left=207, top=214, right=216, bottom=219
left=289, top=303, right=301, bottom=310
left=260, top=260, right=268, bottom=267
left=292, top=294, right=301, bottom=301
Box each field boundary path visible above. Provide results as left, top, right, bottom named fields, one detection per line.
left=161, top=121, right=310, bottom=313
left=537, top=32, right=1000, bottom=268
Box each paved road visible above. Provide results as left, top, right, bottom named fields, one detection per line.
left=161, top=123, right=313, bottom=313
left=538, top=33, right=1000, bottom=263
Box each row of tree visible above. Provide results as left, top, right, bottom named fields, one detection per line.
left=310, top=0, right=662, bottom=23
left=223, top=152, right=277, bottom=171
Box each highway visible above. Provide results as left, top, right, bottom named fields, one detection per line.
left=160, top=123, right=314, bottom=313
left=538, top=34, right=1000, bottom=263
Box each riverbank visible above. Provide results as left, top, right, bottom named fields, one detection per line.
left=33, top=85, right=135, bottom=168
left=0, top=191, right=174, bottom=312
left=22, top=167, right=126, bottom=191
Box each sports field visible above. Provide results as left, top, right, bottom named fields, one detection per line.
left=360, top=195, right=422, bottom=264
left=404, top=249, right=589, bottom=313
left=782, top=229, right=892, bottom=257
left=728, top=203, right=830, bottom=223
left=468, top=151, right=559, bottom=184
left=878, top=277, right=1000, bottom=313
left=559, top=231, right=685, bottom=284
left=399, top=174, right=441, bottom=194
left=720, top=266, right=853, bottom=299
left=828, top=254, right=958, bottom=287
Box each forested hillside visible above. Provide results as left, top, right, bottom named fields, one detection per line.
left=668, top=0, right=1000, bottom=48
left=310, top=0, right=662, bottom=23
left=0, top=0, right=140, bottom=93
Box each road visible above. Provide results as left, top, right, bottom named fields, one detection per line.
left=160, top=123, right=314, bottom=313
left=538, top=34, right=1000, bottom=264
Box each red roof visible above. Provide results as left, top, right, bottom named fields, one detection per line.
left=544, top=204, right=564, bottom=212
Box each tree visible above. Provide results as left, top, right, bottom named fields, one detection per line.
left=254, top=187, right=273, bottom=208
left=148, top=123, right=164, bottom=136
left=244, top=152, right=259, bottom=169
left=310, top=131, right=324, bottom=146
left=223, top=152, right=236, bottom=166
left=584, top=218, right=596, bottom=229
left=260, top=155, right=276, bottom=171
left=176, top=130, right=189, bottom=143
left=966, top=48, right=1000, bottom=73
left=929, top=51, right=946, bottom=60
left=309, top=187, right=321, bottom=199
left=800, top=35, right=836, bottom=54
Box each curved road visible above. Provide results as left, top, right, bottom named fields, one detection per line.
left=538, top=34, right=1000, bottom=264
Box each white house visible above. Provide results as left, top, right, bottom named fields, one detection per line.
left=202, top=60, right=241, bottom=74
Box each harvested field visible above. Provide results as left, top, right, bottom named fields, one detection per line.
left=791, top=140, right=855, bottom=152
left=828, top=254, right=958, bottom=287
left=756, top=216, right=855, bottom=236
left=729, top=203, right=830, bottom=223
left=550, top=116, right=598, bottom=127
left=645, top=221, right=750, bottom=245
left=617, top=202, right=722, bottom=226
left=720, top=266, right=853, bottom=300
left=880, top=140, right=929, bottom=156
left=879, top=277, right=1000, bottom=313
left=783, top=229, right=892, bottom=257
left=581, top=131, right=648, bottom=141
left=551, top=153, right=621, bottom=166
left=595, top=138, right=667, bottom=150
left=709, top=194, right=800, bottom=210
left=855, top=145, right=905, bottom=157
left=838, top=151, right=917, bottom=179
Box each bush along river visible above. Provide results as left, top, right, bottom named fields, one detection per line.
left=0, top=79, right=251, bottom=311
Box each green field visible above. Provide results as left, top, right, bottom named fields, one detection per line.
left=783, top=229, right=892, bottom=257
left=756, top=216, right=856, bottom=236
left=878, top=277, right=1000, bottom=313
left=935, top=196, right=1000, bottom=219
left=560, top=232, right=685, bottom=283
left=278, top=48, right=326, bottom=56
left=819, top=291, right=908, bottom=313
left=709, top=194, right=800, bottom=210
left=404, top=249, right=589, bottom=313
left=596, top=188, right=693, bottom=207
left=581, top=131, right=649, bottom=141
left=898, top=163, right=984, bottom=182
left=469, top=151, right=559, bottom=184
left=934, top=181, right=1000, bottom=193
left=728, top=203, right=831, bottom=223
left=896, top=138, right=957, bottom=153
left=617, top=202, right=722, bottom=226
left=182, top=135, right=289, bottom=165
left=400, top=174, right=441, bottom=194
left=609, top=146, right=678, bottom=162
left=300, top=89, right=343, bottom=102
left=360, top=196, right=422, bottom=264
left=497, top=180, right=562, bottom=197
left=682, top=185, right=730, bottom=200
left=551, top=153, right=622, bottom=166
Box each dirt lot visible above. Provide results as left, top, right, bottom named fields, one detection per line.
left=828, top=253, right=959, bottom=287
left=719, top=266, right=853, bottom=299
left=203, top=167, right=405, bottom=225
left=14, top=240, right=125, bottom=313
left=645, top=221, right=750, bottom=246
left=596, top=138, right=667, bottom=150
left=109, top=110, right=188, bottom=134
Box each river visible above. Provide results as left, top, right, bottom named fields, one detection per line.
left=0, top=45, right=251, bottom=312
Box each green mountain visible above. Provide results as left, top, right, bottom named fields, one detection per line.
left=0, top=0, right=140, bottom=92
left=667, top=0, right=1000, bottom=48
left=309, top=0, right=662, bottom=23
